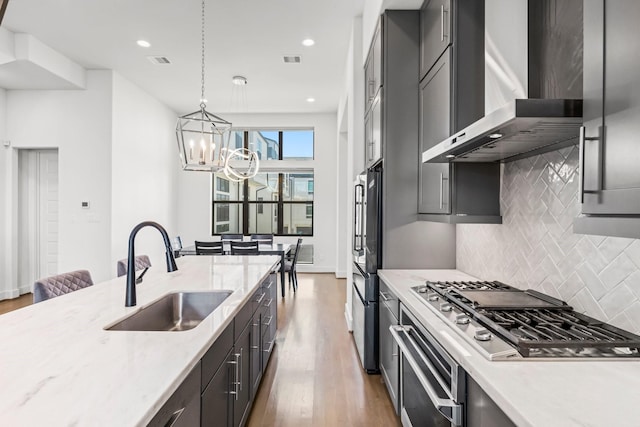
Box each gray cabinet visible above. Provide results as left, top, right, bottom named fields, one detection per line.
left=379, top=279, right=399, bottom=414
left=201, top=352, right=233, bottom=427
left=365, top=91, right=382, bottom=167
left=148, top=363, right=201, bottom=427
left=419, top=53, right=452, bottom=215
left=200, top=273, right=277, bottom=427
left=574, top=0, right=640, bottom=238
left=420, top=0, right=451, bottom=79
left=364, top=20, right=382, bottom=115
left=418, top=0, right=500, bottom=223
left=233, top=322, right=252, bottom=427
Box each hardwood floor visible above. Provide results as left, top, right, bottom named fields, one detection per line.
left=0, top=293, right=32, bottom=315
left=247, top=273, right=400, bottom=427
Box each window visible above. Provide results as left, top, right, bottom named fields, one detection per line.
left=212, top=170, right=314, bottom=236
left=211, top=128, right=314, bottom=236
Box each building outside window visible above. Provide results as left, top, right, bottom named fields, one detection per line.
left=212, top=129, right=314, bottom=236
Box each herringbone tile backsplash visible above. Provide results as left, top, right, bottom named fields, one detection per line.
left=457, top=146, right=640, bottom=334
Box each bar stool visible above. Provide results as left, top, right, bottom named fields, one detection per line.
left=33, top=270, right=94, bottom=303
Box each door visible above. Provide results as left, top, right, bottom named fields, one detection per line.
left=18, top=149, right=59, bottom=290
left=233, top=323, right=251, bottom=427
left=420, top=0, right=451, bottom=78
left=379, top=300, right=399, bottom=414
left=419, top=53, right=451, bottom=214
left=365, top=168, right=382, bottom=274
left=582, top=0, right=640, bottom=214
left=201, top=351, right=233, bottom=427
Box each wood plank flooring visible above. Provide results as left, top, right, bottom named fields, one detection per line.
left=247, top=274, right=400, bottom=427
left=0, top=293, right=32, bottom=315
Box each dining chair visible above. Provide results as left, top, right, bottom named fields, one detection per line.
left=230, top=240, right=259, bottom=255
left=33, top=270, right=94, bottom=303
left=250, top=234, right=274, bottom=244
left=220, top=233, right=243, bottom=242
left=281, top=238, right=303, bottom=291
left=195, top=240, right=224, bottom=255
left=116, top=255, right=152, bottom=284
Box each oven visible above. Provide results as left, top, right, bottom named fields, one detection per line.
left=391, top=304, right=465, bottom=427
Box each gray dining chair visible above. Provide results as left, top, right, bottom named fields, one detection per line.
left=195, top=240, right=224, bottom=255
left=116, top=255, right=152, bottom=284
left=221, top=233, right=243, bottom=242
left=230, top=240, right=259, bottom=255
left=33, top=270, right=94, bottom=303
left=250, top=234, right=274, bottom=244
left=281, top=238, right=303, bottom=291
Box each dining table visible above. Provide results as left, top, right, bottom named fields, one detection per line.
left=178, top=242, right=291, bottom=297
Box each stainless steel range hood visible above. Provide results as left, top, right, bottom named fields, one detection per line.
left=422, top=98, right=583, bottom=163
left=423, top=0, right=584, bottom=164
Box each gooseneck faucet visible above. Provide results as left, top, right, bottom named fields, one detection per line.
left=126, top=221, right=178, bottom=307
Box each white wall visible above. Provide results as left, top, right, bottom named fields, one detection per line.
left=5, top=71, right=113, bottom=286
left=0, top=88, right=10, bottom=298
left=176, top=113, right=338, bottom=273
left=110, top=72, right=179, bottom=274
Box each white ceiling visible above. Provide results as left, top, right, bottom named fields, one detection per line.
left=2, top=0, right=363, bottom=114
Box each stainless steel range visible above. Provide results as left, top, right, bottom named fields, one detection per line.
left=412, top=280, right=640, bottom=360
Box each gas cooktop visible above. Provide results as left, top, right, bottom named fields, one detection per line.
left=411, top=280, right=640, bottom=360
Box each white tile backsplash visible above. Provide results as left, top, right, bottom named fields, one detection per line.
left=457, top=146, right=640, bottom=334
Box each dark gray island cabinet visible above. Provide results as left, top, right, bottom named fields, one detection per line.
left=149, top=272, right=278, bottom=427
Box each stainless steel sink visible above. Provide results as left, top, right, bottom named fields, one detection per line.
left=106, top=291, right=233, bottom=331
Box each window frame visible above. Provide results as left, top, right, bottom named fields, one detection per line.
left=211, top=128, right=315, bottom=237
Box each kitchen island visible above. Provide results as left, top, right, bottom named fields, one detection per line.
left=379, top=269, right=640, bottom=427
left=0, top=255, right=280, bottom=426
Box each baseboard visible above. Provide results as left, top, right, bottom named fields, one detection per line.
left=297, top=264, right=334, bottom=273
left=0, top=285, right=30, bottom=301
left=344, top=302, right=353, bottom=331
left=335, top=270, right=346, bottom=279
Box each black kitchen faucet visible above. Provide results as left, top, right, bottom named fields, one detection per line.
left=125, top=221, right=178, bottom=307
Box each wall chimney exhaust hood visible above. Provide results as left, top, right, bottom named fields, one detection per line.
left=423, top=0, right=583, bottom=164
left=423, top=98, right=583, bottom=163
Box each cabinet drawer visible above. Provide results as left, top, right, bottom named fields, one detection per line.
left=235, top=287, right=262, bottom=341
left=148, top=362, right=201, bottom=427
left=379, top=279, right=399, bottom=321
left=201, top=321, right=233, bottom=392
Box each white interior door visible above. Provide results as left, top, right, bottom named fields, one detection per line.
left=38, top=151, right=59, bottom=278
left=17, top=149, right=59, bottom=291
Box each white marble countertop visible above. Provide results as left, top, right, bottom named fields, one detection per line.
left=0, top=255, right=280, bottom=427
left=378, top=269, right=640, bottom=427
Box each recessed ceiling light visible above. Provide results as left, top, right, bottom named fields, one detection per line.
left=302, top=38, right=315, bottom=47
left=306, top=98, right=315, bottom=103
left=136, top=40, right=151, bottom=48
left=232, top=75, right=248, bottom=86
left=489, top=133, right=503, bottom=139
left=445, top=154, right=455, bottom=159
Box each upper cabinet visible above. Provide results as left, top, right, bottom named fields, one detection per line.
left=364, top=20, right=383, bottom=168
left=574, top=0, right=640, bottom=238
left=420, top=0, right=450, bottom=80
left=417, top=0, right=501, bottom=223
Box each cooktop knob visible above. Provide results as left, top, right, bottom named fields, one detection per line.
left=417, top=287, right=428, bottom=293
left=440, top=303, right=452, bottom=312
left=455, top=314, right=470, bottom=325
left=474, top=329, right=492, bottom=341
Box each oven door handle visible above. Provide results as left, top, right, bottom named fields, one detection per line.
left=390, top=325, right=463, bottom=427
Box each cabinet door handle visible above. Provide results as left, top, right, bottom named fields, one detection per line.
left=380, top=291, right=390, bottom=302
left=579, top=125, right=604, bottom=203
left=263, top=339, right=275, bottom=353
left=264, top=298, right=273, bottom=308
left=164, top=408, right=185, bottom=427
left=256, top=292, right=266, bottom=305
left=228, top=356, right=239, bottom=400
left=239, top=348, right=243, bottom=391
left=263, top=315, right=273, bottom=327
left=440, top=5, right=447, bottom=42
left=439, top=173, right=449, bottom=209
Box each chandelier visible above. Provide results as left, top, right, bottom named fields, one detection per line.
left=175, top=0, right=259, bottom=180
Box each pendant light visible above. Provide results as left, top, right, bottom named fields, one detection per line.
left=175, top=0, right=259, bottom=180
